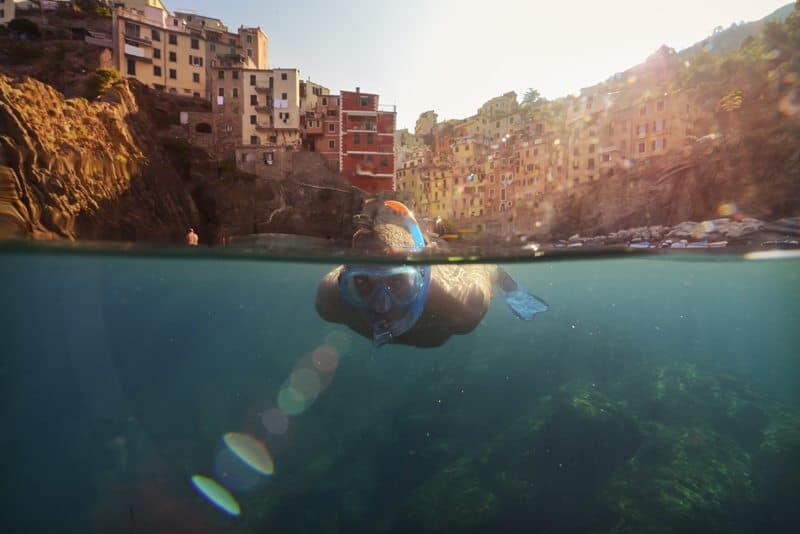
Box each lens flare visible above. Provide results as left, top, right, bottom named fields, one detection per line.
left=277, top=385, right=307, bottom=415
left=213, top=448, right=262, bottom=492
left=312, top=345, right=340, bottom=373
left=289, top=368, right=322, bottom=400
left=190, top=475, right=241, bottom=517
left=261, top=407, right=289, bottom=435
left=223, top=433, right=274, bottom=476
left=323, top=331, right=351, bottom=356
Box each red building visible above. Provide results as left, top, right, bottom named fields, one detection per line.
left=340, top=88, right=396, bottom=192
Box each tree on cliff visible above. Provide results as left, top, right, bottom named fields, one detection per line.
left=522, top=88, right=547, bottom=109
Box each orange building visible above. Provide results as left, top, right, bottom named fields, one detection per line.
left=340, top=88, right=396, bottom=192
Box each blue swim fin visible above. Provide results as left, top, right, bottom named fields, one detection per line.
left=504, top=288, right=549, bottom=321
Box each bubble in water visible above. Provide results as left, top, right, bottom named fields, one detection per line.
left=191, top=474, right=242, bottom=516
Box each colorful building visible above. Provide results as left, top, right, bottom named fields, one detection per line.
left=0, top=0, right=15, bottom=26
left=339, top=89, right=396, bottom=192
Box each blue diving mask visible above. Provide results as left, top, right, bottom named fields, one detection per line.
left=338, top=201, right=431, bottom=346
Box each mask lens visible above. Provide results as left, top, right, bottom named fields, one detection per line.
left=386, top=271, right=420, bottom=304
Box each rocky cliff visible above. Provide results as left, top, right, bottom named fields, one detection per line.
left=0, top=74, right=363, bottom=244
left=0, top=74, right=196, bottom=241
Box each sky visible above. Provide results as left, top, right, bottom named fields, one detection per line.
left=174, top=0, right=790, bottom=130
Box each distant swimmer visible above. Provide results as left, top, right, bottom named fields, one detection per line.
left=186, top=228, right=199, bottom=246
left=315, top=201, right=548, bottom=348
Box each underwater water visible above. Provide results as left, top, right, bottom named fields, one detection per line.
left=1, top=243, right=799, bottom=533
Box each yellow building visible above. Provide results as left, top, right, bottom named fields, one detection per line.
left=414, top=110, right=437, bottom=136
left=0, top=0, right=15, bottom=26
left=477, top=91, right=518, bottom=119
left=112, top=5, right=207, bottom=98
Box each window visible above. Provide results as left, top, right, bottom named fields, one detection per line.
left=602, top=154, right=610, bottom=162
left=281, top=92, right=287, bottom=100
left=281, top=73, right=288, bottom=80
left=191, top=38, right=199, bottom=50
left=169, top=51, right=176, bottom=62
left=328, top=140, right=335, bottom=149
left=322, top=97, right=327, bottom=105
left=359, top=96, right=369, bottom=106
left=153, top=66, right=162, bottom=76
left=654, top=119, right=665, bottom=132
left=637, top=123, right=648, bottom=135
left=232, top=88, right=238, bottom=98
left=247, top=49, right=253, bottom=57
left=354, top=133, right=361, bottom=145
left=218, top=70, right=224, bottom=79
left=251, top=136, right=260, bottom=145
left=657, top=100, right=665, bottom=111
left=639, top=104, right=647, bottom=115
left=638, top=142, right=646, bottom=153
left=250, top=95, right=258, bottom=105
left=151, top=29, right=161, bottom=41
left=168, top=34, right=177, bottom=45
left=218, top=88, right=224, bottom=97
left=653, top=138, right=667, bottom=150
left=210, top=43, right=216, bottom=52
left=232, top=71, right=239, bottom=80
left=589, top=144, right=596, bottom=153
left=246, top=34, right=253, bottom=44
left=328, top=123, right=335, bottom=132
left=250, top=115, right=257, bottom=124
left=250, top=74, right=256, bottom=86
left=169, top=69, right=177, bottom=80
left=587, top=158, right=595, bottom=170
left=126, top=59, right=136, bottom=75
left=153, top=49, right=161, bottom=59
left=367, top=133, right=374, bottom=144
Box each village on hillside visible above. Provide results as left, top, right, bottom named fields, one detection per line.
left=2, top=0, right=798, bottom=245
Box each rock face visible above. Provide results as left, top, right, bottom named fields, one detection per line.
left=0, top=74, right=197, bottom=241
left=0, top=74, right=364, bottom=244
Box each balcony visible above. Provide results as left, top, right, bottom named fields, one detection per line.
left=255, top=123, right=273, bottom=131
left=125, top=34, right=152, bottom=47
left=254, top=105, right=270, bottom=113
left=255, top=86, right=271, bottom=94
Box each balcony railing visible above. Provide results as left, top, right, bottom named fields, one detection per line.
left=255, top=86, right=271, bottom=94
left=254, top=105, right=270, bottom=113
left=125, top=34, right=152, bottom=47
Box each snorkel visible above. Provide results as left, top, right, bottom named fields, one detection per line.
left=338, top=201, right=431, bottom=347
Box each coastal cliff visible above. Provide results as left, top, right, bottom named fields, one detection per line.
left=0, top=74, right=362, bottom=244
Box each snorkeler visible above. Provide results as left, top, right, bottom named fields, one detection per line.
left=315, top=201, right=548, bottom=348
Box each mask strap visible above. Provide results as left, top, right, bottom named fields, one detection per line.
left=384, top=201, right=425, bottom=249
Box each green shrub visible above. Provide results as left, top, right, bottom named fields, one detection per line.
left=85, top=68, right=121, bottom=99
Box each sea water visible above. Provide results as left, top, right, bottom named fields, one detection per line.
left=1, top=243, right=798, bottom=533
